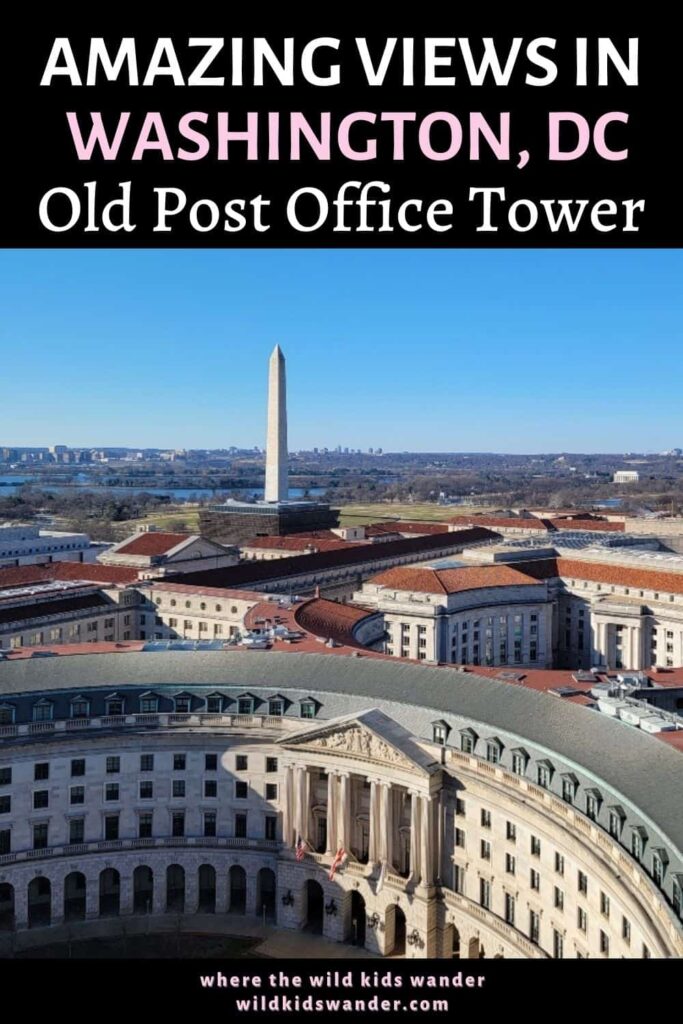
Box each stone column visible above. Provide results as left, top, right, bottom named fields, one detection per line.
left=436, top=795, right=444, bottom=884
left=281, top=766, right=294, bottom=848
left=13, top=882, right=28, bottom=930
left=119, top=873, right=134, bottom=916
left=380, top=782, right=392, bottom=866
left=85, top=872, right=100, bottom=919
left=420, top=796, right=434, bottom=886
left=368, top=780, right=381, bottom=865
left=325, top=772, right=338, bottom=855
left=337, top=773, right=351, bottom=850
left=185, top=867, right=199, bottom=915
left=215, top=869, right=229, bottom=914
left=294, top=766, right=308, bottom=844
left=409, top=792, right=420, bottom=882
left=153, top=870, right=167, bottom=914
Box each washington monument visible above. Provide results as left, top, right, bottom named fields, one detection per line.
left=264, top=344, right=288, bottom=503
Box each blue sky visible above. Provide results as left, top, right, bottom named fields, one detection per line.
left=0, top=249, right=680, bottom=453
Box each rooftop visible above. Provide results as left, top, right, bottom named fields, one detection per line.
left=1, top=648, right=681, bottom=851
left=114, top=532, right=192, bottom=557
left=370, top=564, right=543, bottom=595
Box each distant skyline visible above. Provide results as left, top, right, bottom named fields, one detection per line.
left=0, top=249, right=680, bottom=453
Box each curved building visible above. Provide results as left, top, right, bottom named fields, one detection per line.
left=0, top=650, right=681, bottom=959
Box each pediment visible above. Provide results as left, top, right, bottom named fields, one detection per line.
left=281, top=708, right=439, bottom=776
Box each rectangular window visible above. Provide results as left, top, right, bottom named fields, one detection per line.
left=140, top=755, right=154, bottom=772
left=480, top=839, right=491, bottom=861
left=0, top=768, right=11, bottom=786
left=104, top=815, right=119, bottom=840
left=511, top=753, right=526, bottom=776
left=265, top=815, right=277, bottom=841
left=461, top=734, right=474, bottom=755
left=173, top=754, right=186, bottom=771
left=455, top=828, right=465, bottom=849
left=139, top=781, right=153, bottom=799
left=70, top=786, right=85, bottom=805
left=235, top=812, right=247, bottom=839
left=530, top=868, right=540, bottom=891
left=600, top=931, right=609, bottom=955
left=204, top=780, right=217, bottom=798
left=553, top=930, right=564, bottom=959
left=506, top=821, right=516, bottom=842
left=106, top=756, right=120, bottom=774
left=0, top=796, right=10, bottom=814
left=235, top=781, right=248, bottom=800
left=205, top=754, right=218, bottom=771
left=34, top=762, right=49, bottom=781
left=266, top=783, right=278, bottom=801
left=608, top=811, right=622, bottom=839
left=33, top=790, right=49, bottom=809
left=266, top=757, right=278, bottom=773
left=268, top=699, right=284, bottom=717
left=505, top=853, right=515, bottom=875
left=172, top=812, right=185, bottom=837
left=139, top=812, right=153, bottom=838
left=555, top=852, right=565, bottom=875
left=105, top=783, right=119, bottom=802
left=453, top=865, right=465, bottom=894
left=529, top=910, right=540, bottom=944
left=69, top=818, right=85, bottom=844
left=203, top=811, right=217, bottom=837
left=480, top=809, right=491, bottom=828
left=622, top=916, right=631, bottom=944
left=578, top=870, right=588, bottom=895
left=554, top=887, right=564, bottom=910
left=236, top=755, right=248, bottom=771
left=300, top=702, right=315, bottom=719
left=33, top=823, right=48, bottom=849
left=0, top=830, right=11, bottom=855
left=504, top=893, right=515, bottom=925
left=172, top=780, right=185, bottom=799
left=600, top=891, right=610, bottom=917
left=531, top=836, right=541, bottom=857
left=577, top=907, right=587, bottom=932
left=479, top=878, right=490, bottom=909
left=455, top=798, right=466, bottom=817
left=71, top=759, right=86, bottom=777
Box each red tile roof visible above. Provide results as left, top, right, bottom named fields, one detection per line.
left=518, top=556, right=683, bottom=596
left=295, top=598, right=377, bottom=647
left=365, top=521, right=450, bottom=536
left=241, top=536, right=356, bottom=552
left=115, top=532, right=191, bottom=556
left=550, top=518, right=624, bottom=533
left=147, top=582, right=266, bottom=602
left=0, top=561, right=140, bottom=588
left=451, top=515, right=552, bottom=531
left=370, top=564, right=543, bottom=595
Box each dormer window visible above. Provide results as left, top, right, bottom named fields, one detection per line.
left=511, top=748, right=529, bottom=776
left=537, top=760, right=554, bottom=790
left=70, top=697, right=90, bottom=719
left=174, top=695, right=192, bottom=714
left=206, top=694, right=223, bottom=714
left=139, top=695, right=159, bottom=714
left=631, top=826, right=648, bottom=862
left=652, top=849, right=668, bottom=887
left=238, top=697, right=254, bottom=715
left=561, top=774, right=578, bottom=805
left=0, top=704, right=15, bottom=726
left=460, top=728, right=478, bottom=754
left=32, top=700, right=53, bottom=722
left=586, top=789, right=602, bottom=822
left=432, top=720, right=450, bottom=745
left=300, top=700, right=316, bottom=719
left=269, top=698, right=284, bottom=717
left=608, top=806, right=626, bottom=839
left=486, top=737, right=504, bottom=764
left=105, top=696, right=124, bottom=716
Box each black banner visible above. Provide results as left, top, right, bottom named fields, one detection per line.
left=1, top=15, right=680, bottom=246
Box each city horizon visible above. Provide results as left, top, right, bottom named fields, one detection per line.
left=1, top=249, right=681, bottom=452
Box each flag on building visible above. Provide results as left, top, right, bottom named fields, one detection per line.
left=328, top=847, right=347, bottom=880
left=295, top=835, right=307, bottom=861
left=376, top=859, right=388, bottom=893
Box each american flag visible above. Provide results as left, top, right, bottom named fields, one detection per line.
left=295, top=835, right=307, bottom=861
left=328, top=847, right=347, bottom=880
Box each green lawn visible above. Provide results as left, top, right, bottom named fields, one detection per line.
left=336, top=502, right=488, bottom=525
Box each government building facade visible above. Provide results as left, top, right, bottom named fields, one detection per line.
left=0, top=650, right=681, bottom=959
